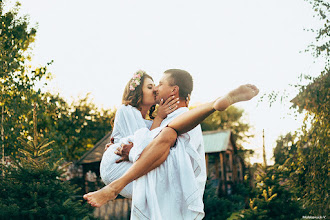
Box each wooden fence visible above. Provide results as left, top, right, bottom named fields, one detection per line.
left=93, top=198, right=132, bottom=220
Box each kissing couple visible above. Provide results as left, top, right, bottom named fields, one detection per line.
left=84, top=69, right=259, bottom=220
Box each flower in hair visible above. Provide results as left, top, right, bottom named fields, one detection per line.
left=129, top=70, right=145, bottom=91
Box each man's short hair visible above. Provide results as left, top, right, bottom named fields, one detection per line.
left=164, top=69, right=194, bottom=98
left=164, top=69, right=193, bottom=99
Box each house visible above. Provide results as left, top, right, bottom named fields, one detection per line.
left=76, top=131, right=112, bottom=193
left=203, top=130, right=245, bottom=196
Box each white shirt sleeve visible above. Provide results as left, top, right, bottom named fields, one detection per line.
left=128, top=128, right=157, bottom=162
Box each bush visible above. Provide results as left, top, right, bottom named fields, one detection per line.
left=0, top=111, right=93, bottom=219
left=203, top=182, right=249, bottom=220
left=238, top=165, right=306, bottom=220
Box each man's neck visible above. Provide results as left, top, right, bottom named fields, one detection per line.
left=177, top=97, right=188, bottom=108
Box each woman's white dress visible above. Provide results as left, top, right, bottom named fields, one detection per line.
left=100, top=104, right=152, bottom=198
left=100, top=105, right=206, bottom=220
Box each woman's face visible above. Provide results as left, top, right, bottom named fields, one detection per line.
left=141, top=77, right=156, bottom=106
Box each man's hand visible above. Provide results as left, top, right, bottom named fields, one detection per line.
left=104, top=137, right=115, bottom=152
left=114, top=141, right=134, bottom=163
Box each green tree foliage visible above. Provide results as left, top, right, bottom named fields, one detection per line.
left=238, top=165, right=305, bottom=220
left=33, top=93, right=116, bottom=161
left=203, top=182, right=248, bottom=220
left=7, top=91, right=116, bottom=162
left=0, top=107, right=92, bottom=219
left=263, top=0, right=329, bottom=216
left=273, top=132, right=298, bottom=165
left=0, top=1, right=51, bottom=159
left=0, top=2, right=36, bottom=75
left=304, top=0, right=329, bottom=62
left=0, top=2, right=116, bottom=162
left=285, top=0, right=329, bottom=215
left=287, top=71, right=329, bottom=216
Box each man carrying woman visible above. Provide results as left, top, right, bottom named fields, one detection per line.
left=84, top=69, right=259, bottom=219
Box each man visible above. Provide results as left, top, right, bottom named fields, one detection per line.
left=84, top=69, right=259, bottom=219
left=129, top=69, right=206, bottom=219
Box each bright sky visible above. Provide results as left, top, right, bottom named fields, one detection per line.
left=9, top=0, right=323, bottom=164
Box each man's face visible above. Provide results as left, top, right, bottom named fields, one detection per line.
left=154, top=74, right=175, bottom=103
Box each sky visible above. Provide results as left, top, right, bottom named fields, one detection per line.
left=7, top=0, right=324, bottom=164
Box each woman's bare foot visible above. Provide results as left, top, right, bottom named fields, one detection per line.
left=213, top=84, right=259, bottom=111
left=83, top=180, right=123, bottom=207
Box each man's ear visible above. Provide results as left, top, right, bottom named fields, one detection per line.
left=171, top=86, right=179, bottom=96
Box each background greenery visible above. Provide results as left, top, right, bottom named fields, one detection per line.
left=0, top=0, right=328, bottom=219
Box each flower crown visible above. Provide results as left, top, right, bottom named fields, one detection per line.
left=129, top=70, right=145, bottom=91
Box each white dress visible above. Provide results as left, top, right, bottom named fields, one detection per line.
left=100, top=104, right=152, bottom=198
left=100, top=106, right=206, bottom=219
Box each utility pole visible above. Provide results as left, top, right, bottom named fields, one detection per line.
left=1, top=86, right=4, bottom=176
left=262, top=129, right=267, bottom=168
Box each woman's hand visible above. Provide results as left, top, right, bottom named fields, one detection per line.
left=157, top=96, right=179, bottom=119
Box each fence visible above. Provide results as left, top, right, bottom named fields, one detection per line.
left=94, top=198, right=132, bottom=220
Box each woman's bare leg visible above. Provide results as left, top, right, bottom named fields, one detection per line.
left=84, top=84, right=259, bottom=207
left=167, top=84, right=259, bottom=135
left=83, top=127, right=176, bottom=207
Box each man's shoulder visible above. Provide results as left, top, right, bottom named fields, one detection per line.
left=171, top=107, right=189, bottom=117
left=186, top=123, right=203, bottom=142
left=187, top=124, right=202, bottom=136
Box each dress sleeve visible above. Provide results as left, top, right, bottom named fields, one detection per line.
left=110, top=105, right=161, bottom=162
left=111, top=107, right=125, bottom=144
left=111, top=104, right=149, bottom=147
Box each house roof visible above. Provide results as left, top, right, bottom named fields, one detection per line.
left=203, top=130, right=232, bottom=153
left=77, top=131, right=112, bottom=165
left=77, top=129, right=234, bottom=165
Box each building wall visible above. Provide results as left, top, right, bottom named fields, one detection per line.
left=206, top=149, right=244, bottom=195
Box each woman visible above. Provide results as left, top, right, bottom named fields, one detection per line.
left=100, top=70, right=178, bottom=198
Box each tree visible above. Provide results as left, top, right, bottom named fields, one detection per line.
left=273, top=132, right=298, bottom=165
left=203, top=183, right=233, bottom=220
left=0, top=2, right=116, bottom=162
left=0, top=1, right=51, bottom=161
left=33, top=93, right=116, bottom=161
left=285, top=0, right=329, bottom=215
left=238, top=165, right=305, bottom=220
left=265, top=0, right=329, bottom=216
left=0, top=105, right=92, bottom=219
left=288, top=71, right=329, bottom=215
